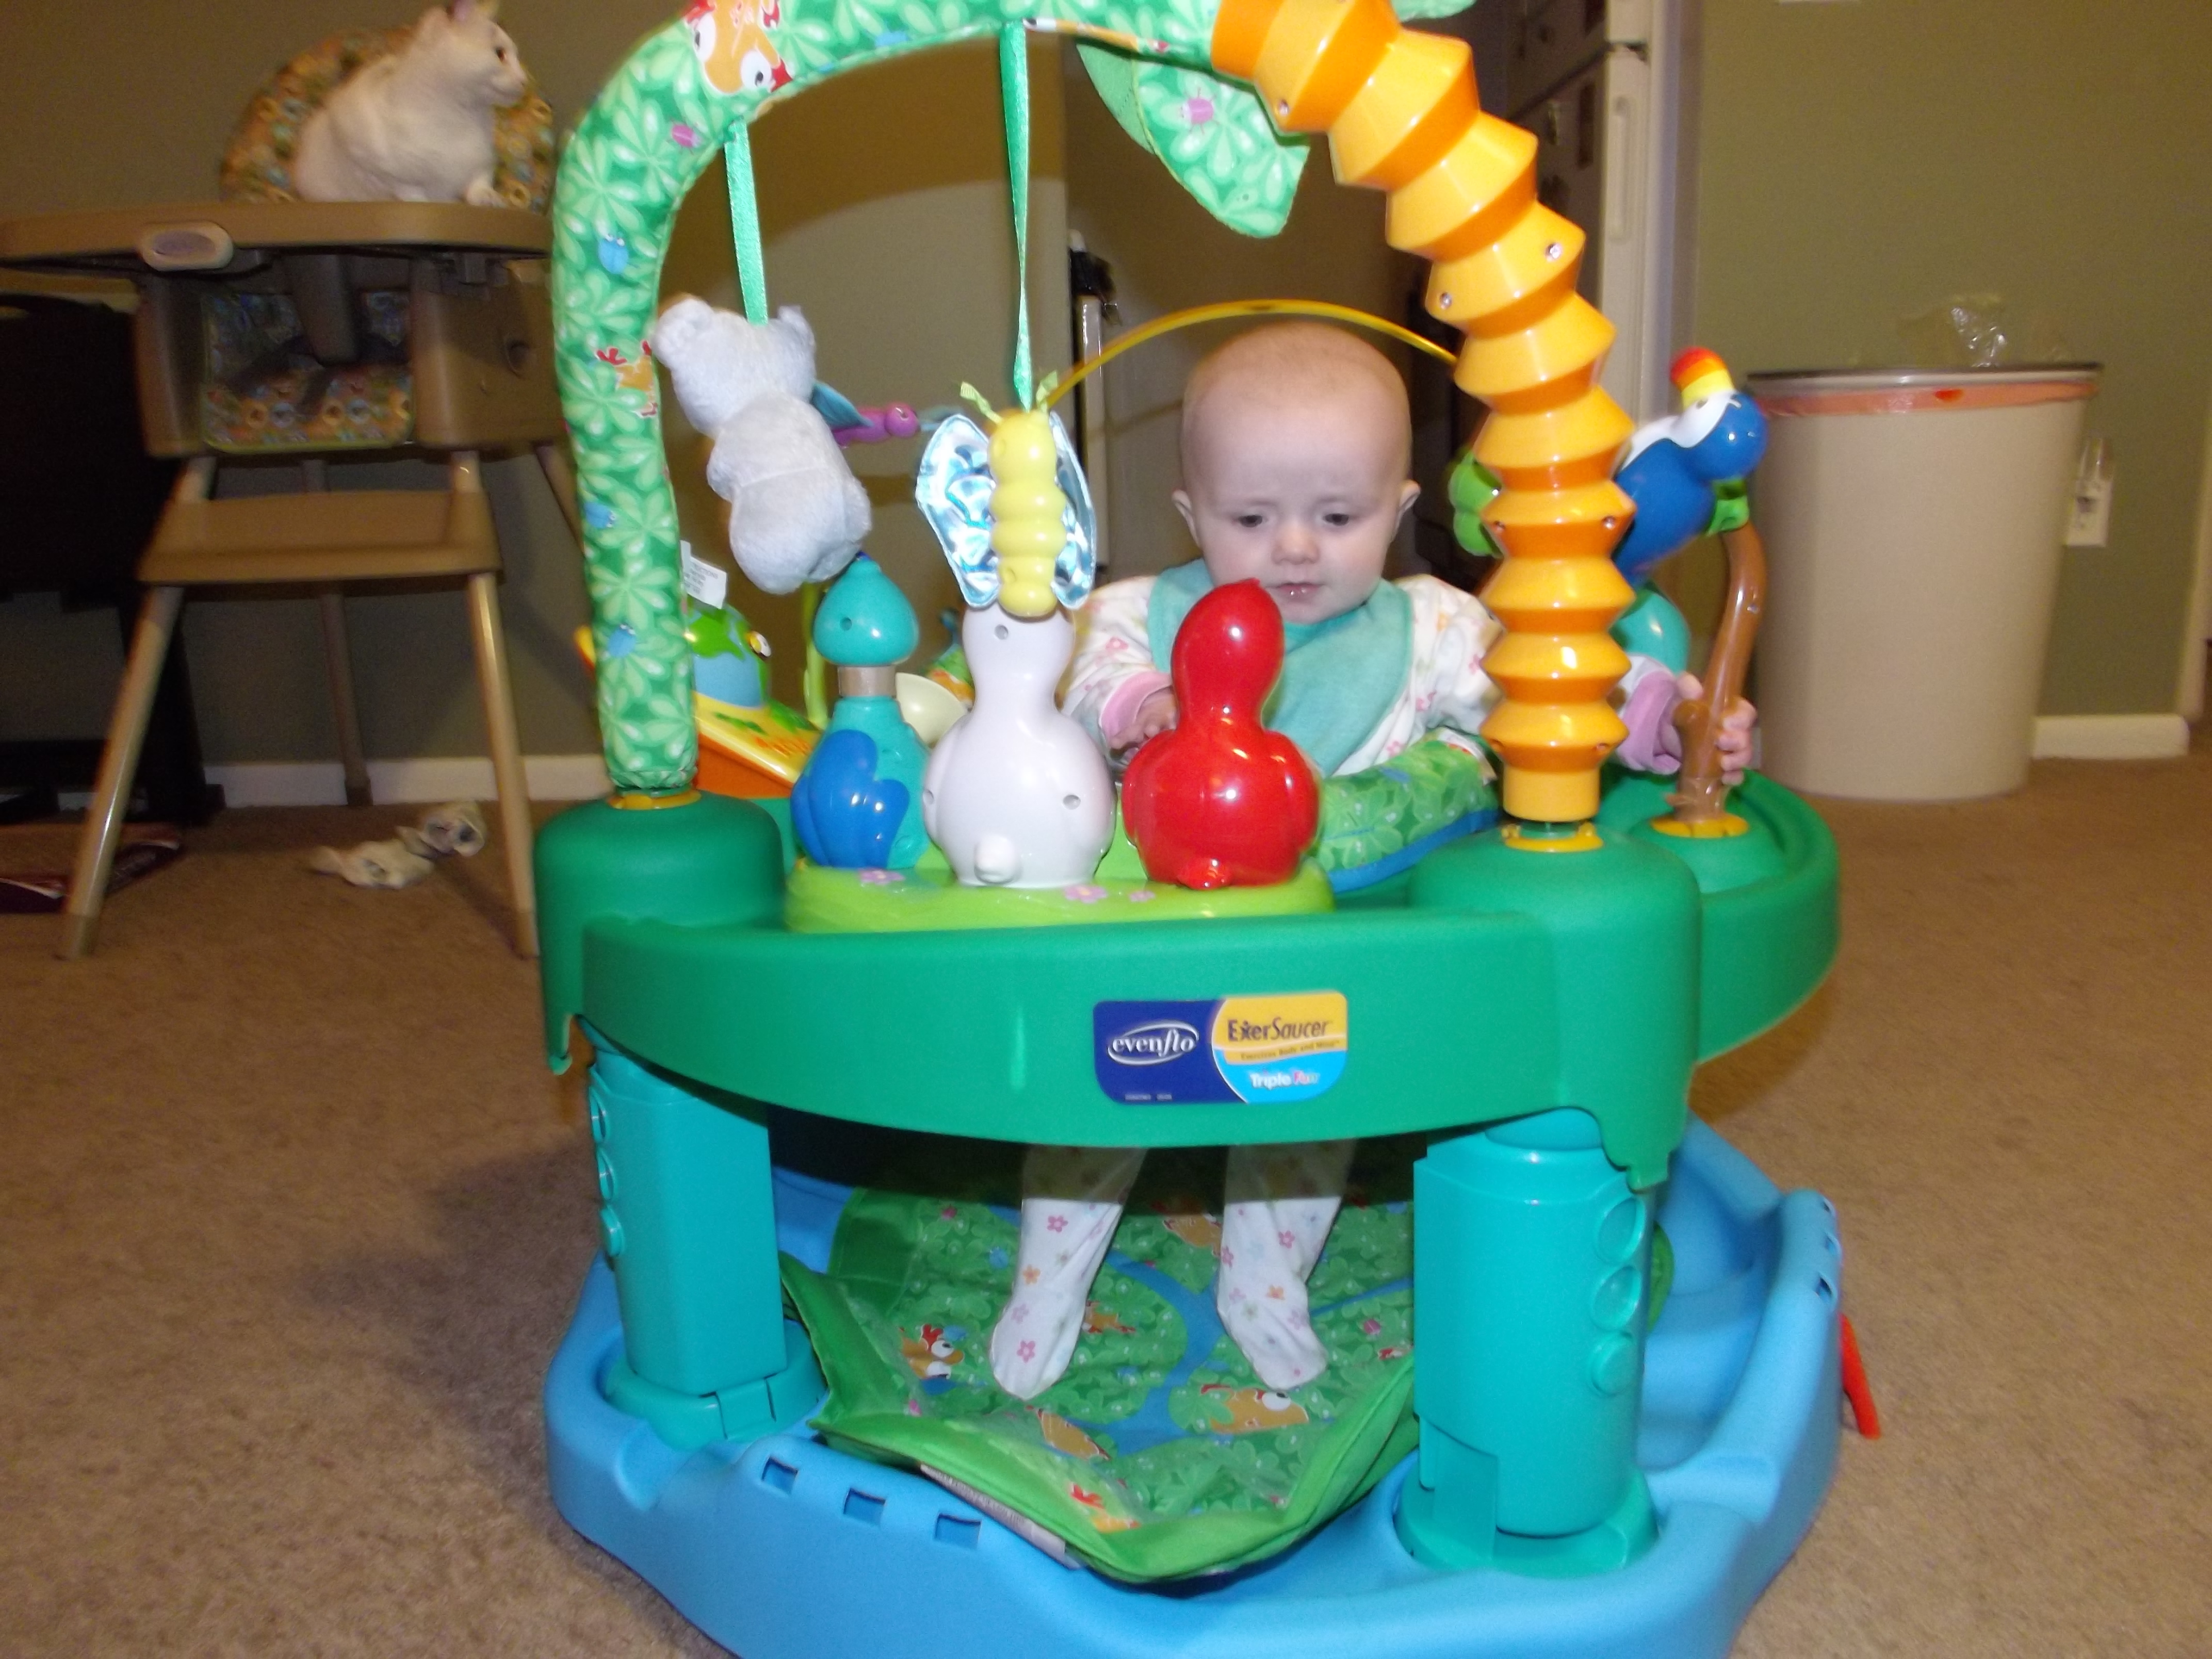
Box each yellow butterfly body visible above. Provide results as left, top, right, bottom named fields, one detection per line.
left=986, top=406, right=1068, bottom=620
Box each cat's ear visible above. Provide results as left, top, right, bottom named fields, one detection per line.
left=417, top=4, right=452, bottom=35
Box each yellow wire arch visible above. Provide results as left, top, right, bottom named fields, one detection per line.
left=1039, top=299, right=1458, bottom=413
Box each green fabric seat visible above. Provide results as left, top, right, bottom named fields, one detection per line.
left=783, top=1141, right=1424, bottom=1581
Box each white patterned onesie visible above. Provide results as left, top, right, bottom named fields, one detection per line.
left=989, top=572, right=1687, bottom=1400
left=993, top=575, right=1503, bottom=1400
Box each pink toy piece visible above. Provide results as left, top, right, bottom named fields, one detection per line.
left=833, top=403, right=921, bottom=447
left=1120, top=580, right=1319, bottom=890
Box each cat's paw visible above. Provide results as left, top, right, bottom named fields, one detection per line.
left=463, top=177, right=502, bottom=207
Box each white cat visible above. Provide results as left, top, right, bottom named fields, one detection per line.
left=292, top=2, right=529, bottom=205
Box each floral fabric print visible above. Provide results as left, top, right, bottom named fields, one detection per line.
left=201, top=290, right=414, bottom=451
left=782, top=1137, right=1421, bottom=1580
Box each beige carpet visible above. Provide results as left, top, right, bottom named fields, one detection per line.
left=3, top=749, right=2207, bottom=1656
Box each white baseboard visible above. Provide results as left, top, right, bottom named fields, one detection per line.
left=203, top=753, right=611, bottom=807
left=2031, top=713, right=2191, bottom=761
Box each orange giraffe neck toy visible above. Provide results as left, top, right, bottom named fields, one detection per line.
left=1211, top=0, right=1636, bottom=827
left=1120, top=580, right=1320, bottom=890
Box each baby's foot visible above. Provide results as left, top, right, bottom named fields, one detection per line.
left=989, top=1148, right=1144, bottom=1400
left=988, top=1290, right=1086, bottom=1401
left=1217, top=1272, right=1328, bottom=1393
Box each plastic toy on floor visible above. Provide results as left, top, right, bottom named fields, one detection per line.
left=529, top=4, right=1858, bottom=1656
left=308, top=800, right=486, bottom=888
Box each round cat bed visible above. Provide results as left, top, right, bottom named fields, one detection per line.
left=218, top=26, right=556, bottom=209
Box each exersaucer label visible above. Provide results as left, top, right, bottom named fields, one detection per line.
left=1093, top=993, right=1348, bottom=1104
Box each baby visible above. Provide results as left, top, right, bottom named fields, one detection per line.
left=987, top=323, right=1752, bottom=1402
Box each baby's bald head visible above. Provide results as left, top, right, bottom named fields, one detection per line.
left=1172, top=322, right=1421, bottom=626
left=1180, top=322, right=1411, bottom=487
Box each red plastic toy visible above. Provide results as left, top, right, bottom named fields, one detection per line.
left=1839, top=1314, right=1882, bottom=1439
left=1121, top=580, right=1320, bottom=889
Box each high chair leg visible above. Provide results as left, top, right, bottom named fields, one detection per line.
left=453, top=450, right=536, bottom=957
left=317, top=591, right=372, bottom=808
left=534, top=440, right=584, bottom=546
left=465, top=567, right=538, bottom=959
left=300, top=460, right=371, bottom=808
left=60, top=585, right=186, bottom=959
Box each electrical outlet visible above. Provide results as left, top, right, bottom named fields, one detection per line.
left=2065, top=438, right=2114, bottom=548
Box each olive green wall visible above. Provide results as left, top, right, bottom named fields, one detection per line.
left=1694, top=0, right=2212, bottom=717
left=0, top=3, right=1065, bottom=767
left=13, top=0, right=2197, bottom=765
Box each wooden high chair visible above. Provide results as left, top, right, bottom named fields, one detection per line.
left=0, top=29, right=581, bottom=960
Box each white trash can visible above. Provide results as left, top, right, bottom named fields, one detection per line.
left=1745, top=365, right=2100, bottom=801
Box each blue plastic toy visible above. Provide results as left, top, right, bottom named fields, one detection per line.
left=1612, top=349, right=1771, bottom=587
left=790, top=555, right=930, bottom=868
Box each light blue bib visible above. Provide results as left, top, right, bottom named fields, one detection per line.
left=1146, top=561, right=1410, bottom=776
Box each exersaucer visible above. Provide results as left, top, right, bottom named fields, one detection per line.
left=535, top=2, right=1848, bottom=1653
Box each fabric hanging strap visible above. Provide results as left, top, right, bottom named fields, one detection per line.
left=724, top=124, right=769, bottom=325
left=999, top=24, right=1033, bottom=410
left=727, top=121, right=833, bottom=723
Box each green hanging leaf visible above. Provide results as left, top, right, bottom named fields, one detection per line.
left=1078, top=46, right=1309, bottom=239
left=1133, top=61, right=1307, bottom=238
left=1078, top=41, right=1153, bottom=154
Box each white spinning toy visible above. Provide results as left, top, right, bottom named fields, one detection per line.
left=921, top=604, right=1113, bottom=888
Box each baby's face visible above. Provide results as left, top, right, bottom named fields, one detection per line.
left=1175, top=379, right=1418, bottom=627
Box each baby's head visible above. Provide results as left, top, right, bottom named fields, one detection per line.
left=1174, top=322, right=1419, bottom=626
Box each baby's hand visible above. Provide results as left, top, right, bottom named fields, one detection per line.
left=1121, top=686, right=1179, bottom=750
left=1672, top=672, right=1756, bottom=787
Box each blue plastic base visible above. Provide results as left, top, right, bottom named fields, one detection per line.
left=545, top=1120, right=1844, bottom=1659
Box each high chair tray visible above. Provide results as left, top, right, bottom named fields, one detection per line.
left=0, top=201, right=549, bottom=276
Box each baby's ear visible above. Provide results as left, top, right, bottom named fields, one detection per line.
left=1395, top=479, right=1421, bottom=525
left=1172, top=487, right=1199, bottom=543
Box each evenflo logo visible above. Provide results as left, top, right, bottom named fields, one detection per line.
left=1105, top=1020, right=1200, bottom=1066
left=1094, top=996, right=1340, bottom=1105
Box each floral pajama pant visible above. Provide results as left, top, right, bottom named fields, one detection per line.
left=988, top=1139, right=1356, bottom=1399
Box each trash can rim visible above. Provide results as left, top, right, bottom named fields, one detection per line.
left=1747, top=364, right=2102, bottom=395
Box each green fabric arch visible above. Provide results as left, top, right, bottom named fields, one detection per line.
left=553, top=1, right=1444, bottom=790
